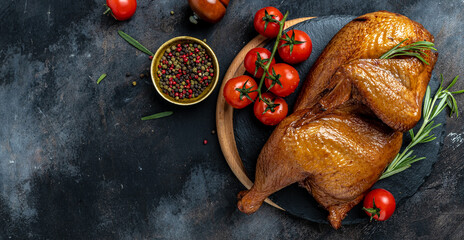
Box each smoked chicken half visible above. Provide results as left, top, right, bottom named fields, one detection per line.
left=237, top=11, right=437, bottom=229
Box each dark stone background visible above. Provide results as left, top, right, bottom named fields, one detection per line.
left=0, top=0, right=463, bottom=239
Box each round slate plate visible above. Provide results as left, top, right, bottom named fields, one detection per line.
left=233, top=16, right=445, bottom=225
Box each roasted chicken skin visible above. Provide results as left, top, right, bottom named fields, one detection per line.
left=237, top=11, right=437, bottom=229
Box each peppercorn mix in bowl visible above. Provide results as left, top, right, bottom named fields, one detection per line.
left=151, top=36, right=220, bottom=105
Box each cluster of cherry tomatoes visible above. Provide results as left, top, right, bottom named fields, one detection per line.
left=223, top=7, right=313, bottom=126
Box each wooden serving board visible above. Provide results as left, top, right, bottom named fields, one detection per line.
left=215, top=17, right=314, bottom=210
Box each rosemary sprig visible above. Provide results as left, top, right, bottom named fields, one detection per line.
left=141, top=111, right=173, bottom=120
left=118, top=30, right=154, bottom=56
left=380, top=75, right=463, bottom=179
left=379, top=39, right=437, bottom=65
left=96, top=73, right=107, bottom=84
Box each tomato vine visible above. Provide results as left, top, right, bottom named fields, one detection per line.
left=255, top=11, right=289, bottom=107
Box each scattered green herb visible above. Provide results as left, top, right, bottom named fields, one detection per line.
left=141, top=111, right=173, bottom=120
left=189, top=15, right=199, bottom=24
left=380, top=39, right=437, bottom=65
left=380, top=75, right=463, bottom=179
left=97, top=74, right=107, bottom=84
left=118, top=30, right=154, bottom=56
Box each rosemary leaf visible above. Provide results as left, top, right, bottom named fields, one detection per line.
left=451, top=95, right=459, bottom=117
left=395, top=150, right=414, bottom=168
left=409, top=129, right=415, bottom=138
left=445, top=75, right=460, bottom=91
left=446, top=96, right=456, bottom=117
left=141, top=111, right=173, bottom=120
left=423, top=87, right=431, bottom=118
left=97, top=74, right=107, bottom=84
left=380, top=38, right=436, bottom=65
left=118, top=30, right=154, bottom=56
left=410, top=122, right=438, bottom=147
left=420, top=136, right=436, bottom=143
left=407, top=156, right=426, bottom=165
left=380, top=39, right=408, bottom=60
left=431, top=97, right=448, bottom=119
left=380, top=166, right=410, bottom=180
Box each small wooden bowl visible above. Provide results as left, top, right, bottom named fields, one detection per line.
left=150, top=36, right=220, bottom=106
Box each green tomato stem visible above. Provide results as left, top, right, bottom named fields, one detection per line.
left=103, top=6, right=111, bottom=15
left=256, top=11, right=289, bottom=102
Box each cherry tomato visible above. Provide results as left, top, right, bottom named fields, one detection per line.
left=264, top=63, right=300, bottom=97
left=362, top=188, right=396, bottom=221
left=223, top=76, right=258, bottom=109
left=188, top=0, right=228, bottom=24
left=253, top=7, right=283, bottom=38
left=278, top=29, right=312, bottom=64
left=244, top=48, right=276, bottom=79
left=253, top=93, right=288, bottom=126
left=220, top=0, right=230, bottom=6
left=106, top=0, right=137, bottom=21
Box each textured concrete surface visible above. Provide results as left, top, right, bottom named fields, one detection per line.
left=0, top=0, right=463, bottom=239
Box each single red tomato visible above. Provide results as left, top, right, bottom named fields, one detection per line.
left=363, top=188, right=396, bottom=221
left=244, top=48, right=276, bottom=79
left=253, top=7, right=283, bottom=38
left=223, top=75, right=258, bottom=109
left=253, top=92, right=288, bottom=126
left=106, top=0, right=137, bottom=21
left=188, top=0, right=228, bottom=24
left=264, top=63, right=300, bottom=97
left=278, top=29, right=312, bottom=64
